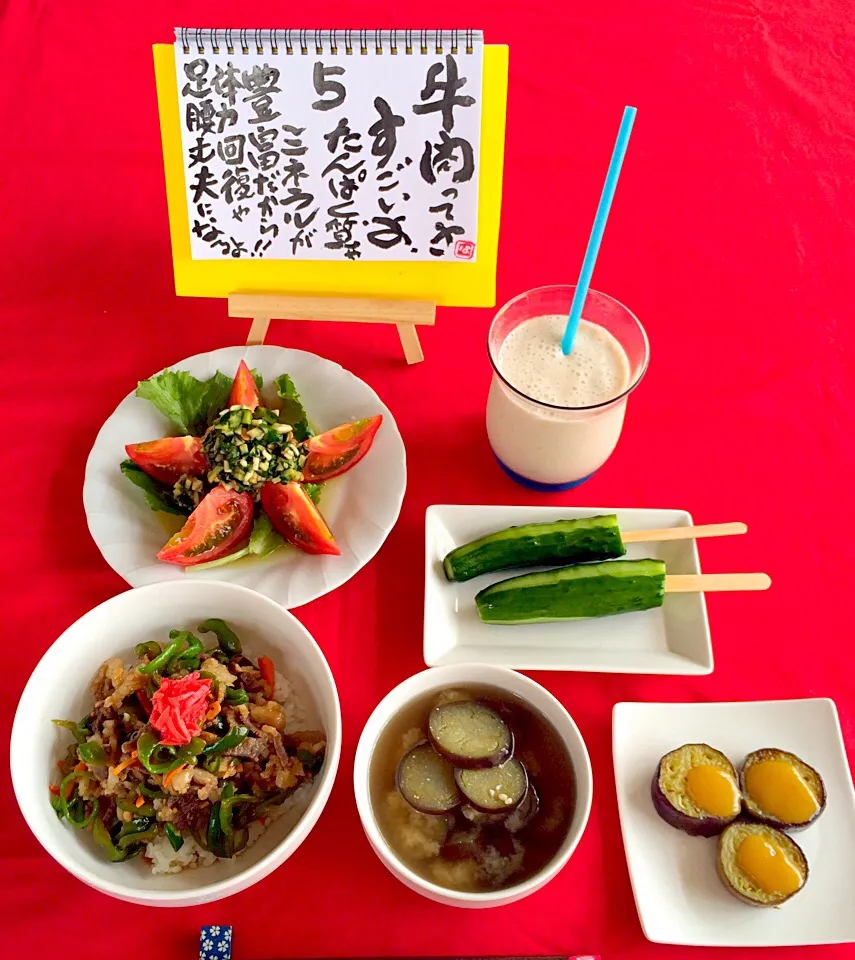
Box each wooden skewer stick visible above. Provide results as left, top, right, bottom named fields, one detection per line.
left=665, top=573, right=771, bottom=593
left=622, top=521, right=747, bottom=544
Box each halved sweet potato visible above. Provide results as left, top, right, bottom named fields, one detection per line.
left=741, top=748, right=826, bottom=830
left=652, top=743, right=741, bottom=837
left=717, top=821, right=808, bottom=906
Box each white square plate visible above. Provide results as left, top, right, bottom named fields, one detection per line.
left=613, top=698, right=855, bottom=946
left=424, top=504, right=713, bottom=674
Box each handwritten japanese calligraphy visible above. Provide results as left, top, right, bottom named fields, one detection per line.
left=175, top=30, right=484, bottom=261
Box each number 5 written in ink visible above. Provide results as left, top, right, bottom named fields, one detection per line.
left=312, top=62, right=346, bottom=111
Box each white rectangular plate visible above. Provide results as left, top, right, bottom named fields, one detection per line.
left=424, top=504, right=713, bottom=674
left=613, top=698, right=855, bottom=946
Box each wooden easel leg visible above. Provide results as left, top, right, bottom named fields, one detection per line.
left=396, top=323, right=424, bottom=364
left=246, top=315, right=271, bottom=346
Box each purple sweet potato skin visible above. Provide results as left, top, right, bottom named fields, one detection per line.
left=651, top=762, right=739, bottom=838
left=740, top=748, right=826, bottom=831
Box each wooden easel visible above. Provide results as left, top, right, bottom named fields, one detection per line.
left=229, top=293, right=436, bottom=364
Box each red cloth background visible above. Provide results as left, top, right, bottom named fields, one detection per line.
left=2, top=1, right=854, bottom=957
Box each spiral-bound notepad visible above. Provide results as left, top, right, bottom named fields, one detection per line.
left=153, top=29, right=507, bottom=305
left=173, top=28, right=483, bottom=263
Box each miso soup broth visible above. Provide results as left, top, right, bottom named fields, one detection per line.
left=368, top=685, right=575, bottom=892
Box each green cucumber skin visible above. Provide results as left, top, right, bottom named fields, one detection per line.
left=475, top=559, right=666, bottom=624
left=443, top=515, right=626, bottom=582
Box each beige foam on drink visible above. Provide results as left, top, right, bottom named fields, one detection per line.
left=498, top=314, right=630, bottom=408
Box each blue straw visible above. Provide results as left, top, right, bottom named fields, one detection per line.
left=562, top=106, right=638, bottom=355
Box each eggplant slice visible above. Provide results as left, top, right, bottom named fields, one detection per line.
left=456, top=758, right=528, bottom=813
left=505, top=782, right=540, bottom=833
left=397, top=742, right=461, bottom=815
left=441, top=827, right=484, bottom=862
left=460, top=804, right=510, bottom=825
left=428, top=701, right=513, bottom=769
left=652, top=743, right=741, bottom=837
left=741, top=748, right=826, bottom=830
left=717, top=821, right=808, bottom=906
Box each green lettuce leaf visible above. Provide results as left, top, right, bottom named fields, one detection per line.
left=303, top=482, right=324, bottom=504
left=187, top=512, right=284, bottom=571
left=273, top=374, right=312, bottom=441
left=120, top=460, right=188, bottom=516
left=136, top=367, right=266, bottom=435
left=135, top=369, right=232, bottom=435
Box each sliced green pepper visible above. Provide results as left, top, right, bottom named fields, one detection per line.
left=67, top=797, right=97, bottom=829
left=59, top=771, right=95, bottom=825
left=137, top=731, right=206, bottom=774
left=116, top=797, right=155, bottom=817
left=219, top=784, right=254, bottom=838
left=207, top=799, right=223, bottom=853
left=117, top=817, right=157, bottom=850
left=177, top=737, right=207, bottom=763
left=138, top=783, right=166, bottom=799
left=225, top=687, right=249, bottom=705
left=135, top=641, right=162, bottom=661
left=49, top=794, right=64, bottom=819
left=202, top=725, right=249, bottom=756
left=120, top=827, right=157, bottom=849
left=164, top=823, right=184, bottom=851
left=166, top=629, right=204, bottom=673
left=205, top=784, right=250, bottom=858
left=92, top=818, right=138, bottom=862
left=138, top=637, right=184, bottom=675
left=78, top=741, right=107, bottom=766
left=198, top=618, right=242, bottom=657
left=51, top=719, right=87, bottom=744
left=204, top=753, right=223, bottom=774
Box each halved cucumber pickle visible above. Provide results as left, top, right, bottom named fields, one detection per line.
left=428, top=700, right=513, bottom=769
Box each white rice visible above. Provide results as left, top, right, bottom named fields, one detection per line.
left=145, top=659, right=321, bottom=874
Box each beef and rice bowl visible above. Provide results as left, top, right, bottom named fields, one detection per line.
left=49, top=618, right=326, bottom=873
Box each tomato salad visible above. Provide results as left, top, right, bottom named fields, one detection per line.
left=121, top=360, right=381, bottom=567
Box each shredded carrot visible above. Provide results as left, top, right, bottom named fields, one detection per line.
left=135, top=795, right=145, bottom=808
left=258, top=655, right=275, bottom=695
left=163, top=764, right=187, bottom=789
left=49, top=784, right=61, bottom=796
left=109, top=750, right=138, bottom=778
left=74, top=761, right=87, bottom=772
left=206, top=701, right=221, bottom=722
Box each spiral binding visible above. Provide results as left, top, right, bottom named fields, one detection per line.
left=176, top=28, right=481, bottom=57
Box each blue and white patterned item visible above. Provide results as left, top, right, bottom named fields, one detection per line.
left=199, top=925, right=233, bottom=959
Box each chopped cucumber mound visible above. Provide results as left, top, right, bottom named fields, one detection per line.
left=203, top=404, right=306, bottom=498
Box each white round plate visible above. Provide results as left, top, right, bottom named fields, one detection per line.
left=84, top=345, right=406, bottom=608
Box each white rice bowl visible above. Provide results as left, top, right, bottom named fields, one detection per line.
left=11, top=580, right=341, bottom=906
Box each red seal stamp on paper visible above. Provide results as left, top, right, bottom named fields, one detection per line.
left=454, top=239, right=476, bottom=260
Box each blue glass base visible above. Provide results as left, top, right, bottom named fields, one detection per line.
left=494, top=454, right=596, bottom=492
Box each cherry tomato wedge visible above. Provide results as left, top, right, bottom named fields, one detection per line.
left=228, top=360, right=262, bottom=410
left=125, top=437, right=208, bottom=485
left=301, top=414, right=383, bottom=483
left=260, top=482, right=340, bottom=556
left=157, top=486, right=254, bottom=566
